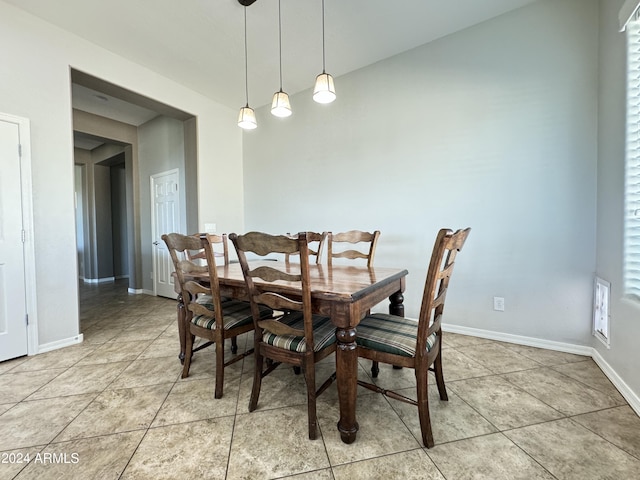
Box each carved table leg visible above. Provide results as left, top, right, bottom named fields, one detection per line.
left=177, top=292, right=186, bottom=364
left=390, top=291, right=405, bottom=370
left=336, top=326, right=359, bottom=444
left=389, top=291, right=405, bottom=317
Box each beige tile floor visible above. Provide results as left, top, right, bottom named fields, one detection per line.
left=1, top=279, right=640, bottom=479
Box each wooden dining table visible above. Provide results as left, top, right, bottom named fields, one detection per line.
left=174, top=260, right=408, bottom=444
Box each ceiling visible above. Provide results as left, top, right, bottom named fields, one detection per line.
left=6, top=0, right=538, bottom=114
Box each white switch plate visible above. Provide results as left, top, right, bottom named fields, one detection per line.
left=204, top=223, right=217, bottom=233
left=493, top=296, right=505, bottom=311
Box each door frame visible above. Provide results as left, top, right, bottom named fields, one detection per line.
left=0, top=112, right=38, bottom=355
left=150, top=168, right=181, bottom=298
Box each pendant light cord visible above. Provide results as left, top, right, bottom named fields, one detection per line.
left=278, top=0, right=283, bottom=91
left=243, top=6, right=249, bottom=106
left=321, top=0, right=326, bottom=73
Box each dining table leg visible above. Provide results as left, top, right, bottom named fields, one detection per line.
left=389, top=290, right=405, bottom=317
left=336, top=325, right=359, bottom=444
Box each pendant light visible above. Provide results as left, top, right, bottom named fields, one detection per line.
left=271, top=0, right=292, bottom=117
left=238, top=5, right=257, bottom=130
left=313, top=0, right=336, bottom=104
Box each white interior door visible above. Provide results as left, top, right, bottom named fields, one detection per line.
left=0, top=118, right=28, bottom=361
left=151, top=169, right=180, bottom=299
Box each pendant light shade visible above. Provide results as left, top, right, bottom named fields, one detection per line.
left=271, top=90, right=292, bottom=117
left=271, top=0, right=292, bottom=118
left=313, top=72, right=336, bottom=104
left=314, top=0, right=335, bottom=104
left=238, top=105, right=257, bottom=129
left=238, top=5, right=257, bottom=130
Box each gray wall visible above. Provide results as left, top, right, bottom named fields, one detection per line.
left=596, top=0, right=640, bottom=401
left=110, top=161, right=128, bottom=278
left=138, top=115, right=186, bottom=293
left=244, top=0, right=598, bottom=347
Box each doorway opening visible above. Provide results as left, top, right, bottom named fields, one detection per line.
left=71, top=70, right=199, bottom=330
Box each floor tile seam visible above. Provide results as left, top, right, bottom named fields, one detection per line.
left=567, top=409, right=640, bottom=462
left=430, top=381, right=506, bottom=436
left=47, top=425, right=152, bottom=446
left=45, top=363, right=177, bottom=444
left=454, top=343, right=546, bottom=369
left=0, top=358, right=29, bottom=375
left=12, top=345, right=98, bottom=376
left=548, top=364, right=627, bottom=399
left=11, top=366, right=75, bottom=403
left=272, top=466, right=335, bottom=479
left=234, top=399, right=310, bottom=418
left=114, top=423, right=151, bottom=479
left=498, top=429, right=561, bottom=479
left=227, top=349, right=248, bottom=480
left=327, top=444, right=426, bottom=470
left=2, top=444, right=48, bottom=480
left=137, top=381, right=178, bottom=437
left=496, top=372, right=575, bottom=416
left=46, top=376, right=141, bottom=445
left=8, top=390, right=103, bottom=450
left=383, top=394, right=428, bottom=448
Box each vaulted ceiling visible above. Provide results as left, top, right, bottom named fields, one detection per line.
left=5, top=0, right=539, bottom=110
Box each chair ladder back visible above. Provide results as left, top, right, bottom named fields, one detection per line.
left=417, top=228, right=471, bottom=353
left=186, top=233, right=230, bottom=266
left=163, top=233, right=205, bottom=295
left=231, top=232, right=315, bottom=350
left=200, top=234, right=226, bottom=325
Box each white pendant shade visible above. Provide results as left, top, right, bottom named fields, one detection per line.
left=238, top=106, right=257, bottom=129
left=313, top=72, right=336, bottom=104
left=271, top=90, right=292, bottom=117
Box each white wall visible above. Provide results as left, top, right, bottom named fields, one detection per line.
left=0, top=1, right=244, bottom=348
left=244, top=0, right=599, bottom=346
left=596, top=0, right=640, bottom=402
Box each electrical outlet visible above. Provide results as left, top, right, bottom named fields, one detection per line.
left=204, top=223, right=217, bottom=233
left=493, top=296, right=505, bottom=311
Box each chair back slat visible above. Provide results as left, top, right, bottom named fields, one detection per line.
left=327, top=230, right=380, bottom=267
left=250, top=266, right=301, bottom=283
left=256, top=292, right=303, bottom=312
left=257, top=319, right=305, bottom=337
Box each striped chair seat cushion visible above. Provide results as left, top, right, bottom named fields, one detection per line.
left=192, top=299, right=272, bottom=330
left=356, top=313, right=437, bottom=357
left=262, top=312, right=336, bottom=353
left=195, top=293, right=231, bottom=307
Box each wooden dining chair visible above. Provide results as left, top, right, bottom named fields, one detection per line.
left=186, top=232, right=230, bottom=267
left=230, top=231, right=337, bottom=440
left=162, top=232, right=272, bottom=398
left=284, top=231, right=327, bottom=264
left=354, top=227, right=470, bottom=448
left=326, top=230, right=380, bottom=267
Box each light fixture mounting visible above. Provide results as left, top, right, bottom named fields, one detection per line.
left=237, top=0, right=257, bottom=6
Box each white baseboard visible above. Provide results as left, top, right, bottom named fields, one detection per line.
left=592, top=350, right=640, bottom=416
left=442, top=323, right=639, bottom=416
left=442, top=323, right=593, bottom=356
left=128, top=288, right=144, bottom=294
left=83, top=277, right=115, bottom=284
left=36, top=333, right=84, bottom=354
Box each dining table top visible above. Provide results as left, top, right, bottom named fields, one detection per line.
left=211, top=260, right=408, bottom=301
